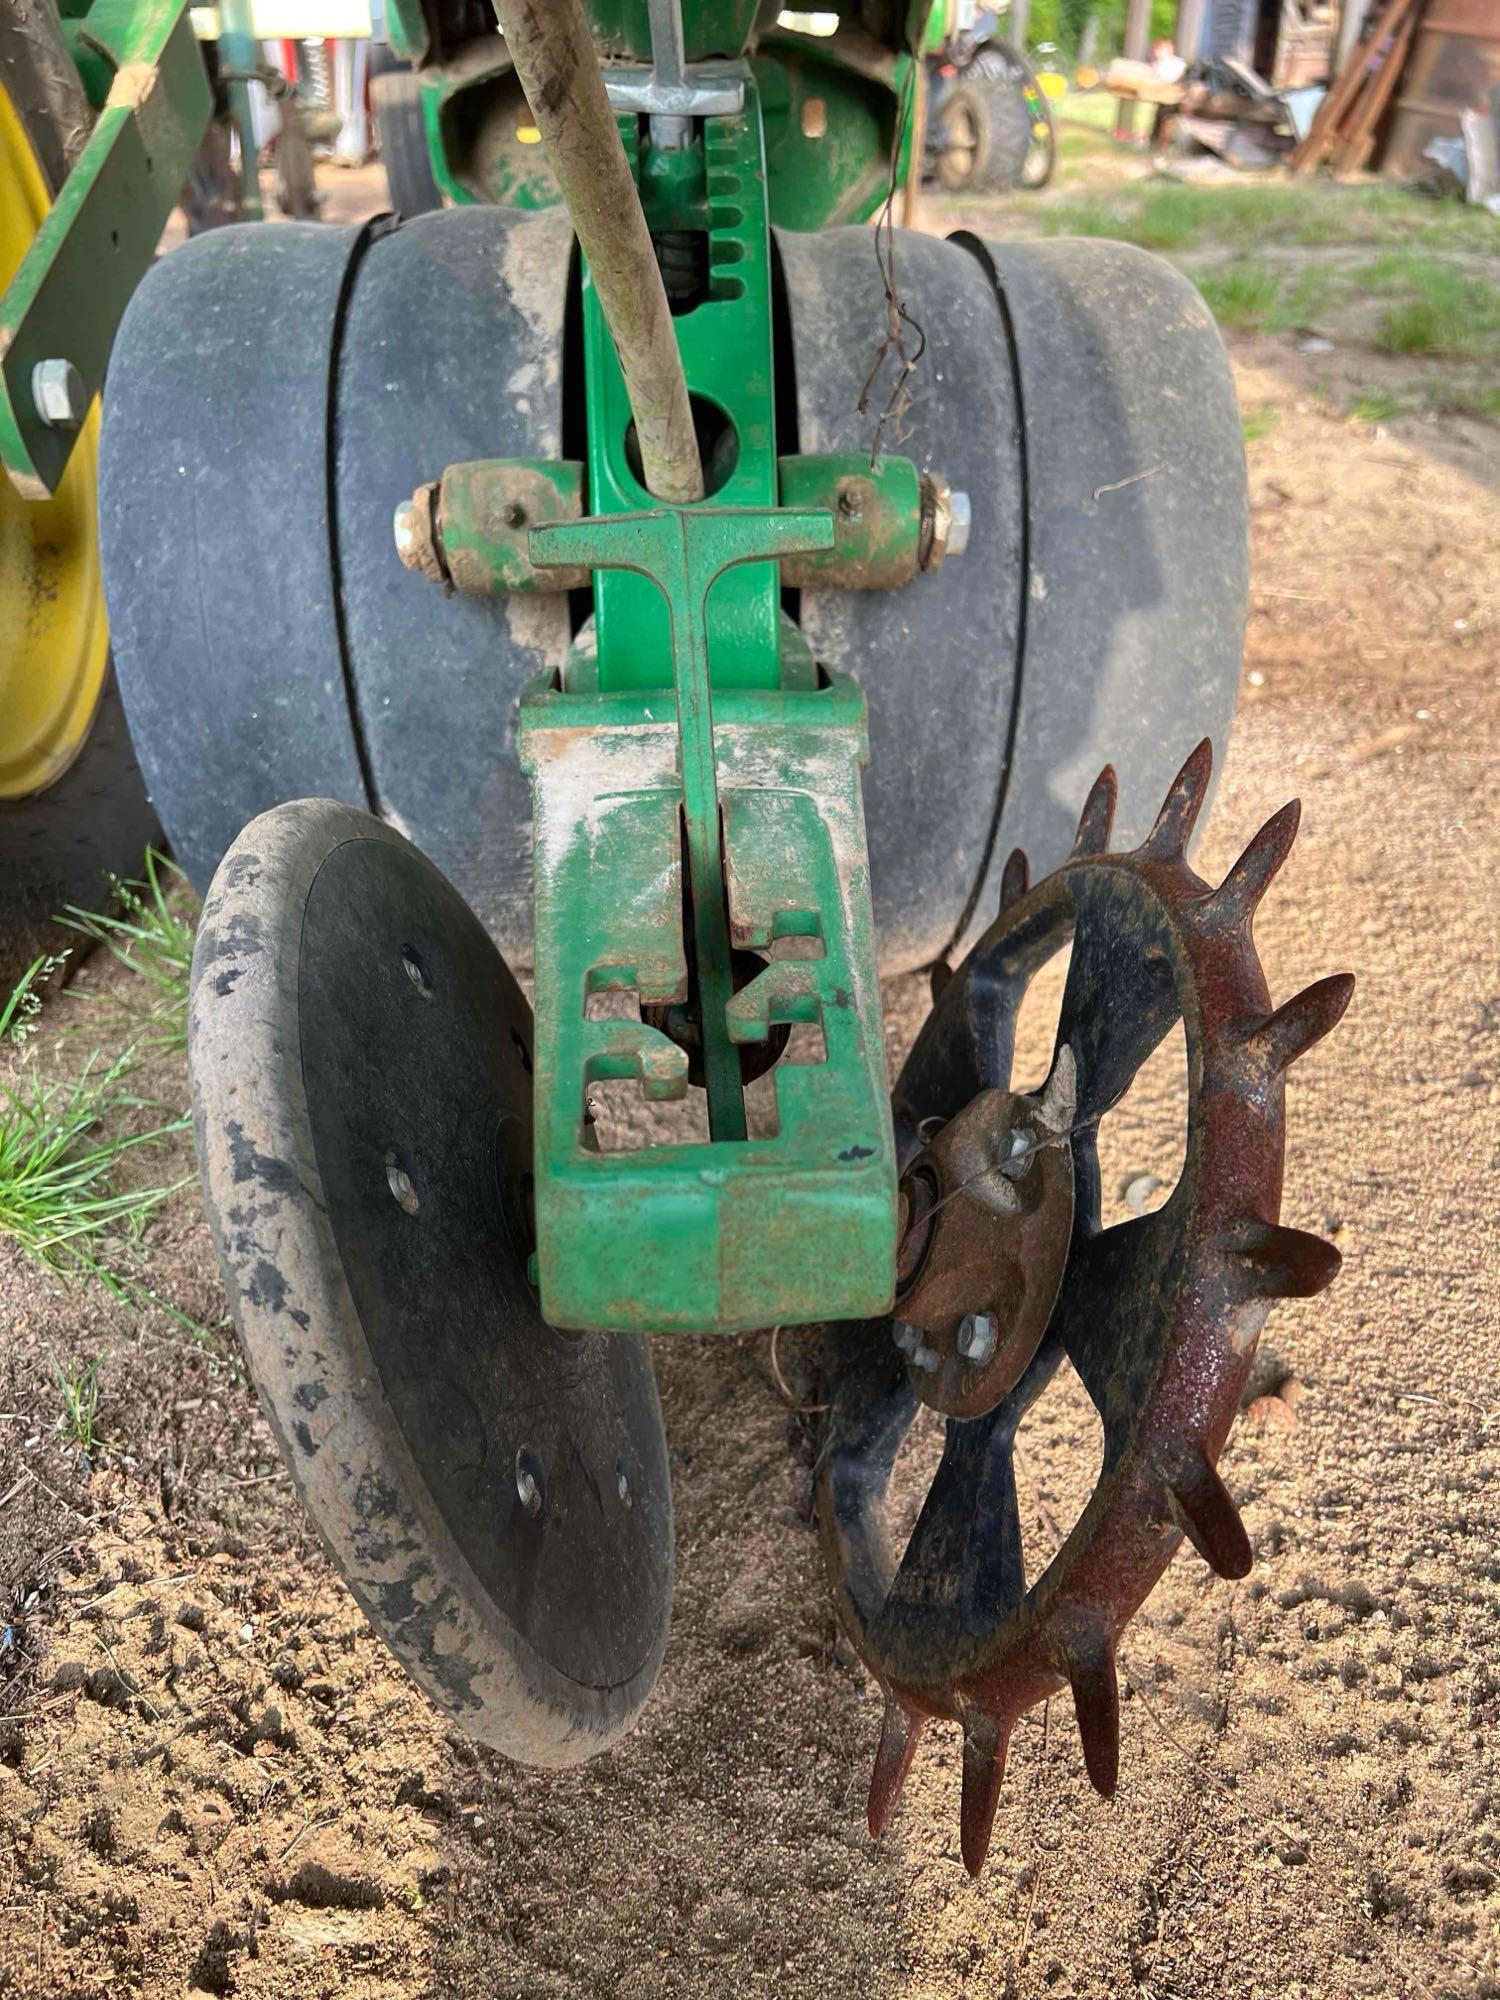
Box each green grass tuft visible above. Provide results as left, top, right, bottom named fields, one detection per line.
left=1363, top=257, right=1500, bottom=360
left=60, top=850, right=196, bottom=1058
left=1350, top=391, right=1403, bottom=425
left=1241, top=404, right=1279, bottom=444
left=1197, top=265, right=1283, bottom=331
left=0, top=959, right=191, bottom=1311
left=52, top=1350, right=105, bottom=1456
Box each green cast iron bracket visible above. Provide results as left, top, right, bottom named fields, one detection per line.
left=582, top=83, right=782, bottom=690
left=405, top=450, right=946, bottom=596
left=0, top=0, right=211, bottom=498
left=517, top=503, right=898, bottom=1334
left=533, top=506, right=834, bottom=1140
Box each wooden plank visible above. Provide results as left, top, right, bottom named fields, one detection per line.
left=1332, top=0, right=1424, bottom=171
left=1289, top=0, right=1414, bottom=168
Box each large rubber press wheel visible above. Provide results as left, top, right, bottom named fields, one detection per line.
left=105, top=212, right=1245, bottom=988
left=0, top=8, right=157, bottom=953
left=191, top=800, right=672, bottom=1759
left=778, top=227, right=1248, bottom=974
left=101, top=205, right=573, bottom=962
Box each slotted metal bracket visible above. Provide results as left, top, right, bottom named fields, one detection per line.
left=518, top=505, right=899, bottom=1335
left=0, top=0, right=211, bottom=498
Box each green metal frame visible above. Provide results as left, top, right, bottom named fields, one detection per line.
left=519, top=507, right=898, bottom=1335
left=0, top=0, right=211, bottom=499
left=584, top=91, right=781, bottom=691
left=401, top=40, right=937, bottom=1336
left=388, top=2, right=921, bottom=229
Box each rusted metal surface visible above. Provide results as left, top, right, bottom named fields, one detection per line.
left=1381, top=0, right=1500, bottom=178
left=436, top=459, right=588, bottom=596
left=893, top=1065, right=1076, bottom=1421
left=817, top=741, right=1353, bottom=1875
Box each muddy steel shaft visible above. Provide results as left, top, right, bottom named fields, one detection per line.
left=492, top=0, right=704, bottom=504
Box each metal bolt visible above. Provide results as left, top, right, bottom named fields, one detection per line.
left=836, top=481, right=863, bottom=522
left=920, top=473, right=973, bottom=570
left=392, top=483, right=446, bottom=583
left=893, top=1320, right=922, bottom=1356
left=946, top=489, right=972, bottom=557
left=911, top=1344, right=942, bottom=1374
left=385, top=1155, right=420, bottom=1215
left=501, top=499, right=527, bottom=529
left=516, top=1456, right=542, bottom=1515
left=401, top=947, right=433, bottom=999
left=1000, top=1127, right=1032, bottom=1179
left=32, top=358, right=87, bottom=429
left=957, top=1312, right=998, bottom=1366
left=393, top=500, right=422, bottom=562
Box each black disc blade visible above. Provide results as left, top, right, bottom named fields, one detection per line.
left=191, top=800, right=673, bottom=1765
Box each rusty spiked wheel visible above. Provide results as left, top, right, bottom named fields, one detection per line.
left=817, top=742, right=1353, bottom=1874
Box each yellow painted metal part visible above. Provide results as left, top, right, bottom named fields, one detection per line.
left=0, top=86, right=109, bottom=801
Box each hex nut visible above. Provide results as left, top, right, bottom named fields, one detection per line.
left=392, top=482, right=446, bottom=585
left=32, top=358, right=87, bottom=429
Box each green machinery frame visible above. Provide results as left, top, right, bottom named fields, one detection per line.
left=386, top=0, right=924, bottom=228
left=4, top=0, right=950, bottom=1339
left=0, top=0, right=213, bottom=499
left=398, top=5, right=966, bottom=1336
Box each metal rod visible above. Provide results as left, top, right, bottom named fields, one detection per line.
left=492, top=0, right=704, bottom=504
left=217, top=0, right=264, bottom=223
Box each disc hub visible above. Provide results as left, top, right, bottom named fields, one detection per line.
left=893, top=1062, right=1076, bottom=1420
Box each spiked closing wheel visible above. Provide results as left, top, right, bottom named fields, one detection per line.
left=190, top=801, right=673, bottom=1765
left=817, top=743, right=1352, bottom=1872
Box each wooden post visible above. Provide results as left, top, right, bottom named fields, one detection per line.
left=1009, top=0, right=1032, bottom=49
left=1114, top=0, right=1154, bottom=142
left=1336, top=0, right=1373, bottom=71
left=901, top=61, right=927, bottom=228
left=1176, top=0, right=1208, bottom=63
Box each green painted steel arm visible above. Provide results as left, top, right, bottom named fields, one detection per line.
left=533, top=506, right=834, bottom=1139
left=0, top=0, right=212, bottom=499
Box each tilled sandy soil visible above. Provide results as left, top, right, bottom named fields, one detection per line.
left=1, top=315, right=1498, bottom=1996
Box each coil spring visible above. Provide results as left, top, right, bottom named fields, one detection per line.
left=300, top=37, right=332, bottom=108
left=653, top=230, right=707, bottom=310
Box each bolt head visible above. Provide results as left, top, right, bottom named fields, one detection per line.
left=32, top=358, right=87, bottom=429
left=957, top=1311, right=998, bottom=1365
left=393, top=500, right=420, bottom=559
left=893, top=1319, right=922, bottom=1356
left=947, top=489, right=972, bottom=557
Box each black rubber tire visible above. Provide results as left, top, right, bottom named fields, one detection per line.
left=101, top=207, right=572, bottom=962
left=781, top=227, right=1247, bottom=971
left=777, top=226, right=1025, bottom=976
left=371, top=67, right=442, bottom=218
left=956, top=234, right=1248, bottom=911
left=191, top=798, right=673, bottom=1762
left=332, top=206, right=573, bottom=953
left=101, top=221, right=374, bottom=889
left=934, top=75, right=1033, bottom=193
left=106, top=213, right=1244, bottom=990
left=963, top=42, right=1056, bottom=192
left=0, top=8, right=159, bottom=961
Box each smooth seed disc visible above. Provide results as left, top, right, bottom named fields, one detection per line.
left=190, top=800, right=673, bottom=1765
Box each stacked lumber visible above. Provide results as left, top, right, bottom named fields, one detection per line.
left=1289, top=0, right=1426, bottom=174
